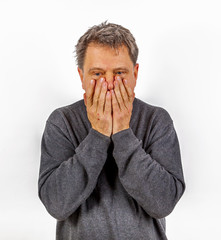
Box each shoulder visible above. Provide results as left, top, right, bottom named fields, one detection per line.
left=46, top=99, right=86, bottom=128
left=133, top=98, right=173, bottom=127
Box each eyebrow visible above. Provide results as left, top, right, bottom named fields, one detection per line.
left=88, top=68, right=104, bottom=73
left=88, top=67, right=129, bottom=73
left=113, top=67, right=129, bottom=72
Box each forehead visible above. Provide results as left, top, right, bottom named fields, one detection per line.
left=83, top=43, right=133, bottom=69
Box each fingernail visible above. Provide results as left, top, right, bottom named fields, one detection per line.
left=100, top=78, right=104, bottom=83
left=116, top=76, right=121, bottom=81
left=103, top=82, right=107, bottom=88
left=90, top=79, right=94, bottom=84
left=124, top=79, right=127, bottom=84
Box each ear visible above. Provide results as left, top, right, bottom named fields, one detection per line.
left=78, top=67, right=85, bottom=90
left=134, top=63, right=139, bottom=83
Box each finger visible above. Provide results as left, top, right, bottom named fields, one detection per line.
left=116, top=76, right=129, bottom=103
left=111, top=89, right=120, bottom=112
left=123, top=79, right=134, bottom=102
left=97, top=81, right=107, bottom=113
left=104, top=90, right=111, bottom=115
left=93, top=78, right=104, bottom=109
left=114, top=79, right=125, bottom=110
left=86, top=79, right=95, bottom=107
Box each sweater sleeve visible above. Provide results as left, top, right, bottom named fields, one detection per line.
left=111, top=111, right=185, bottom=219
left=38, top=118, right=111, bottom=221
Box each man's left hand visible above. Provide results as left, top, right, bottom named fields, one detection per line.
left=112, top=76, right=134, bottom=135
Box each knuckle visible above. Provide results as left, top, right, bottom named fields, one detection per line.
left=87, top=95, right=93, bottom=100
left=90, top=108, right=96, bottom=114
left=115, top=107, right=120, bottom=113
left=93, top=96, right=99, bottom=102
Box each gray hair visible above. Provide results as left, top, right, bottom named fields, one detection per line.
left=75, top=21, right=139, bottom=69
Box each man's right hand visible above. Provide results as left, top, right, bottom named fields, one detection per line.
left=84, top=78, right=112, bottom=137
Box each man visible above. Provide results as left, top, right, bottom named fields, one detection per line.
left=38, top=22, right=185, bottom=240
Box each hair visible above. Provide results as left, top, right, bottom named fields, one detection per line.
left=75, top=21, right=139, bottom=69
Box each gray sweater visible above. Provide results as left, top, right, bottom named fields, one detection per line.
left=38, top=98, right=185, bottom=240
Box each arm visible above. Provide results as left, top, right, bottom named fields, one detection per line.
left=38, top=117, right=110, bottom=221
left=112, top=119, right=185, bottom=219
left=111, top=76, right=185, bottom=219
left=38, top=76, right=112, bottom=221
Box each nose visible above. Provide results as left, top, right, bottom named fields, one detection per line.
left=105, top=72, right=114, bottom=90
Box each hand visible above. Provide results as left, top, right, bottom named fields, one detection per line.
left=111, top=76, right=134, bottom=135
left=84, top=78, right=112, bottom=137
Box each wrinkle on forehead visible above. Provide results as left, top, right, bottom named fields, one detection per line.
left=87, top=42, right=129, bottom=56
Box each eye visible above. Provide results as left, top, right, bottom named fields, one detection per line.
left=115, top=71, right=126, bottom=76
left=92, top=72, right=104, bottom=77
left=94, top=72, right=101, bottom=76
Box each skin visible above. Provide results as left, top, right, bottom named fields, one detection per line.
left=78, top=43, right=139, bottom=137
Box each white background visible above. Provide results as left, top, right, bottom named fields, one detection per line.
left=1, top=0, right=221, bottom=239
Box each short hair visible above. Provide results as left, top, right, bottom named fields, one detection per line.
left=75, top=21, right=139, bottom=70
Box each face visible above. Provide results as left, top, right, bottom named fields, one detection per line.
left=78, top=43, right=139, bottom=92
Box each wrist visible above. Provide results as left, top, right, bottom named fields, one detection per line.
left=113, top=126, right=130, bottom=135
left=92, top=127, right=111, bottom=137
